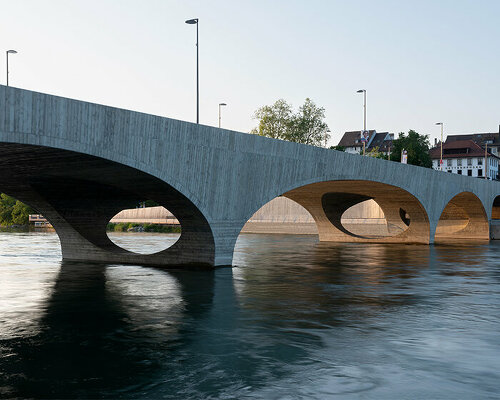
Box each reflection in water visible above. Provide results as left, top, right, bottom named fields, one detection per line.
left=1, top=232, right=500, bottom=398
left=107, top=232, right=181, bottom=255
left=0, top=262, right=206, bottom=398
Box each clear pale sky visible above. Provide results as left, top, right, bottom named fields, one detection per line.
left=1, top=0, right=499, bottom=146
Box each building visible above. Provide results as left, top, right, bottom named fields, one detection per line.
left=337, top=130, right=394, bottom=155
left=429, top=139, right=499, bottom=180
left=29, top=214, right=52, bottom=227
left=445, top=128, right=500, bottom=157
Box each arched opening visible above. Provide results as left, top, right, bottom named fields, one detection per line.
left=0, top=142, right=214, bottom=267
left=491, top=195, right=500, bottom=240
left=435, top=192, right=489, bottom=242
left=283, top=180, right=429, bottom=244
left=340, top=199, right=408, bottom=238
left=106, top=203, right=181, bottom=255
left=235, top=180, right=429, bottom=251
left=492, top=196, right=500, bottom=220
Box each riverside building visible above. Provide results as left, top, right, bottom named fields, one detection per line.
left=430, top=139, right=499, bottom=180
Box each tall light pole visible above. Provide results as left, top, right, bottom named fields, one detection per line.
left=185, top=18, right=199, bottom=124
left=436, top=122, right=444, bottom=171
left=218, top=102, right=226, bottom=128
left=6, top=50, right=18, bottom=86
left=485, top=142, right=488, bottom=180
left=357, top=89, right=367, bottom=155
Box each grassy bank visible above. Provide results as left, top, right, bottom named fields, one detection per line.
left=107, top=223, right=181, bottom=233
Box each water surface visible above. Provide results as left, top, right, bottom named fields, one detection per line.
left=1, top=232, right=499, bottom=399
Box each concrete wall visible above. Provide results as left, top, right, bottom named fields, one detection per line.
left=1, top=85, right=500, bottom=267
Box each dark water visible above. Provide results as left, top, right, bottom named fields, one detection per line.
left=1, top=232, right=500, bottom=399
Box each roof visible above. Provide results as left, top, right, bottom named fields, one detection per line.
left=368, top=132, right=391, bottom=151
left=377, top=140, right=393, bottom=153
left=446, top=132, right=500, bottom=146
left=338, top=130, right=376, bottom=147
left=429, top=139, right=500, bottom=160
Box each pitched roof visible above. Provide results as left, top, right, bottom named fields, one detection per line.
left=368, top=132, right=390, bottom=150
left=446, top=132, right=500, bottom=146
left=429, top=139, right=500, bottom=159
left=338, top=130, right=376, bottom=147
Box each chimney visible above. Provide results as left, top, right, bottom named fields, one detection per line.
left=434, top=138, right=437, bottom=146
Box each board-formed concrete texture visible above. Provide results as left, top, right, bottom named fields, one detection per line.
left=1, top=85, right=500, bottom=267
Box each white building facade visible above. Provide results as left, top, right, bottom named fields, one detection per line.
left=430, top=139, right=499, bottom=180
left=432, top=156, right=498, bottom=179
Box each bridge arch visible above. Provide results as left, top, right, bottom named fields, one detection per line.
left=492, top=195, right=500, bottom=220
left=0, top=143, right=215, bottom=267
left=236, top=179, right=431, bottom=246
left=283, top=180, right=430, bottom=243
left=434, top=192, right=489, bottom=242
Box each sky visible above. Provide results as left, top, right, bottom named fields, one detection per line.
left=1, top=0, right=499, bottom=146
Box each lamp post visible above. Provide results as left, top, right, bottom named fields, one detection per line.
left=436, top=122, right=444, bottom=171
left=357, top=89, right=367, bottom=155
left=185, top=18, right=199, bottom=124
left=218, top=102, right=226, bottom=128
left=325, top=129, right=331, bottom=148
left=6, top=49, right=18, bottom=86
left=485, top=142, right=488, bottom=180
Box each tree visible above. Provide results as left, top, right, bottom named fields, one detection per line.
left=365, top=146, right=387, bottom=160
left=251, top=98, right=329, bottom=146
left=0, top=194, right=34, bottom=225
left=390, top=130, right=432, bottom=168
left=330, top=145, right=345, bottom=152
left=250, top=99, right=293, bottom=141
left=12, top=200, right=33, bottom=225
left=288, top=98, right=329, bottom=146
left=0, top=194, right=15, bottom=225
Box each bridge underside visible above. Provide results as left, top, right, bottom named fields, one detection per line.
left=434, top=192, right=489, bottom=242
left=0, top=143, right=215, bottom=268
left=284, top=181, right=431, bottom=244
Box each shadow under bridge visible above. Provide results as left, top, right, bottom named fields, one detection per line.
left=0, top=143, right=215, bottom=267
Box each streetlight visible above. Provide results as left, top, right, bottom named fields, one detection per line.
left=185, top=18, right=199, bottom=124
left=218, top=103, right=227, bottom=128
left=325, top=128, right=331, bottom=148
left=6, top=49, right=18, bottom=86
left=485, top=142, right=488, bottom=180
left=357, top=89, right=367, bottom=155
left=436, top=122, right=444, bottom=171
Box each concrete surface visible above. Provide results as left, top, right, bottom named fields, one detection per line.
left=1, top=85, right=500, bottom=267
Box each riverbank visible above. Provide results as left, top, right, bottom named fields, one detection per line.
left=0, top=225, right=53, bottom=233
left=107, top=222, right=181, bottom=233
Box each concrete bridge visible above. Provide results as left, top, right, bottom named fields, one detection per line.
left=1, top=85, right=500, bottom=268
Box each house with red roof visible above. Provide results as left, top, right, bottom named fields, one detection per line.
left=429, top=139, right=499, bottom=180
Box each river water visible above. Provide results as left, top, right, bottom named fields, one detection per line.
left=1, top=232, right=500, bottom=399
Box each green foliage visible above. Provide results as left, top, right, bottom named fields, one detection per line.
left=288, top=98, right=330, bottom=146
left=143, top=200, right=159, bottom=208
left=0, top=194, right=34, bottom=226
left=251, top=98, right=330, bottom=146
left=250, top=99, right=292, bottom=141
left=12, top=201, right=33, bottom=224
left=107, top=222, right=181, bottom=233
left=390, top=130, right=432, bottom=168
left=364, top=146, right=388, bottom=160
left=329, top=145, right=345, bottom=152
